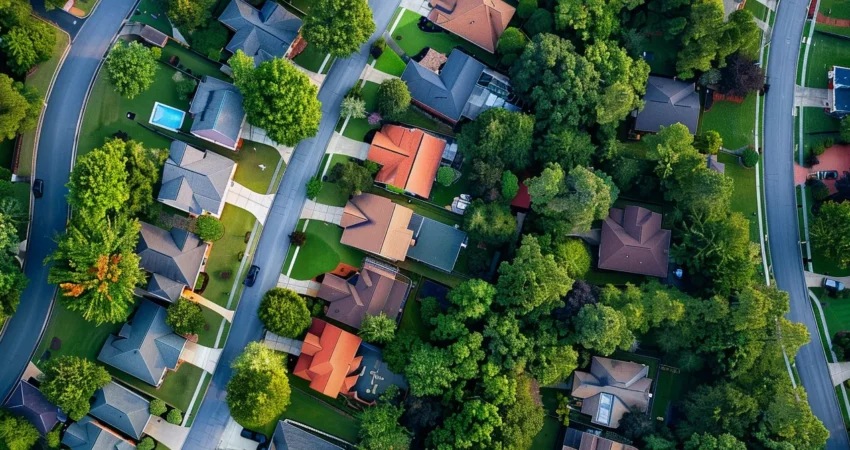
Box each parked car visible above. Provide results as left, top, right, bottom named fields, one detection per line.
left=824, top=278, right=845, bottom=293
left=821, top=170, right=839, bottom=180
left=239, top=428, right=267, bottom=445
left=244, top=265, right=260, bottom=287
left=32, top=179, right=44, bottom=198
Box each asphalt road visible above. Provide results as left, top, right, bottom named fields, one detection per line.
left=0, top=0, right=139, bottom=404
left=30, top=0, right=87, bottom=39
left=182, top=3, right=401, bottom=448
left=763, top=0, right=850, bottom=447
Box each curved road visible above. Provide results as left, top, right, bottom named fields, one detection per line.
left=763, top=0, right=850, bottom=447
left=183, top=2, right=400, bottom=448
left=0, top=0, right=139, bottom=404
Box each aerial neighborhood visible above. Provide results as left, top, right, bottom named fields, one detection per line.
left=3, top=0, right=850, bottom=449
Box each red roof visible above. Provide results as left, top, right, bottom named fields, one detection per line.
left=293, top=319, right=363, bottom=398
left=427, top=0, right=515, bottom=53
left=367, top=125, right=446, bottom=198
left=510, top=183, right=531, bottom=209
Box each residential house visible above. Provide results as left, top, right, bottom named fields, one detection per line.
left=707, top=154, right=725, bottom=173
left=317, top=259, right=410, bottom=329
left=293, top=319, right=362, bottom=398
left=829, top=66, right=850, bottom=118
left=270, top=420, right=344, bottom=450
left=62, top=417, right=136, bottom=450
left=219, top=0, right=302, bottom=66
left=98, top=299, right=187, bottom=387
left=427, top=0, right=515, bottom=53
left=597, top=206, right=671, bottom=278
left=137, top=222, right=210, bottom=303
left=570, top=356, right=653, bottom=429
left=562, top=428, right=638, bottom=450
left=367, top=125, right=446, bottom=198
left=634, top=75, right=700, bottom=135
left=3, top=380, right=60, bottom=435
left=401, top=49, right=520, bottom=125
left=89, top=382, right=151, bottom=440
left=189, top=76, right=246, bottom=150
left=158, top=141, right=237, bottom=218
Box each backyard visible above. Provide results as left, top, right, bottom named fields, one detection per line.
left=804, top=32, right=850, bottom=88
left=700, top=94, right=757, bottom=150
left=430, top=170, right=470, bottom=208
left=389, top=9, right=498, bottom=67
left=160, top=42, right=231, bottom=80
left=132, top=0, right=173, bottom=36
left=282, top=219, right=366, bottom=281
left=820, top=0, right=850, bottom=18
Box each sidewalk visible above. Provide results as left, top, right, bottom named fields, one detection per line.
left=277, top=274, right=321, bottom=296
left=327, top=132, right=370, bottom=159
left=181, top=341, right=222, bottom=373
left=225, top=181, right=275, bottom=224
left=300, top=200, right=343, bottom=224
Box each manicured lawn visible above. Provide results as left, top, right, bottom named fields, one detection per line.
left=316, top=154, right=352, bottom=207
left=820, top=0, right=850, bottom=19
left=718, top=153, right=760, bottom=242
left=534, top=388, right=563, bottom=450
left=111, top=362, right=205, bottom=411
left=430, top=171, right=470, bottom=207
left=640, top=33, right=679, bottom=77
left=203, top=205, right=259, bottom=307
left=185, top=372, right=211, bottom=427
left=196, top=305, right=230, bottom=348
left=282, top=219, right=366, bottom=280
left=390, top=9, right=498, bottom=67
left=229, top=143, right=283, bottom=192
left=32, top=302, right=128, bottom=366
left=804, top=106, right=842, bottom=133
left=293, top=44, right=332, bottom=73
left=10, top=183, right=30, bottom=240
left=342, top=81, right=380, bottom=141
left=375, top=50, right=407, bottom=77
left=651, top=366, right=688, bottom=420
left=744, top=0, right=769, bottom=20
left=132, top=0, right=173, bottom=36
left=699, top=94, right=757, bottom=150
left=822, top=294, right=850, bottom=337
left=815, top=23, right=850, bottom=38
left=160, top=42, right=230, bottom=81
left=398, top=276, right=430, bottom=340
left=805, top=32, right=850, bottom=88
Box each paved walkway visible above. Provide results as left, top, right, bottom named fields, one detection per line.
left=225, top=181, right=275, bottom=224
left=182, top=290, right=234, bottom=322
left=723, top=0, right=744, bottom=18
left=182, top=341, right=222, bottom=374
left=399, top=0, right=432, bottom=17
left=300, top=200, right=343, bottom=224
left=240, top=125, right=295, bottom=163
left=21, top=362, right=42, bottom=382
left=263, top=331, right=303, bottom=355
left=795, top=85, right=829, bottom=108
left=278, top=274, right=321, bottom=296
left=361, top=64, right=398, bottom=84
left=144, top=418, right=190, bottom=450
left=328, top=132, right=370, bottom=160
left=568, top=229, right=602, bottom=246
left=754, top=17, right=770, bottom=31
left=830, top=362, right=850, bottom=386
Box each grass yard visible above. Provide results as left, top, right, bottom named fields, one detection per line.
left=375, top=50, right=407, bottom=77
left=73, top=0, right=99, bottom=15
left=700, top=94, right=757, bottom=150
left=185, top=372, right=211, bottom=427
left=821, top=294, right=850, bottom=338
left=293, top=45, right=333, bottom=74
left=651, top=366, right=688, bottom=420
left=398, top=275, right=431, bottom=340
left=640, top=33, right=679, bottom=77
left=196, top=306, right=230, bottom=348
left=816, top=23, right=850, bottom=38
left=10, top=183, right=30, bottom=240
left=430, top=171, right=470, bottom=207
left=229, top=143, right=283, bottom=192
left=820, top=0, right=850, bottom=19
left=203, top=205, right=259, bottom=307
left=160, top=42, right=230, bottom=81
left=390, top=9, right=498, bottom=67
left=341, top=81, right=380, bottom=141
left=717, top=153, right=760, bottom=242
left=804, top=106, right=843, bottom=133
left=111, top=362, right=205, bottom=411
left=316, top=154, right=352, bottom=207
left=132, top=0, right=173, bottom=36
left=744, top=0, right=770, bottom=20
left=32, top=302, right=129, bottom=366
left=282, top=219, right=366, bottom=281
left=396, top=258, right=467, bottom=288
left=805, top=32, right=850, bottom=88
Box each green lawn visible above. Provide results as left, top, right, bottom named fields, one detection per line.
left=640, top=33, right=679, bottom=77
left=820, top=0, right=850, bottom=19
left=229, top=143, right=283, bottom=192
left=132, top=0, right=173, bottom=36
left=744, top=0, right=769, bottom=20
left=804, top=106, right=843, bottom=133
left=822, top=294, right=850, bottom=337
left=651, top=367, right=688, bottom=420
left=196, top=306, right=230, bottom=348
left=342, top=82, right=380, bottom=141
left=375, top=50, right=407, bottom=77
left=430, top=171, right=470, bottom=207
left=111, top=363, right=205, bottom=411
left=390, top=9, right=498, bottom=67
left=32, top=302, right=129, bottom=366
left=203, top=205, right=259, bottom=307
left=805, top=32, right=850, bottom=88
left=718, top=152, right=760, bottom=242
left=10, top=183, right=30, bottom=240
left=160, top=42, right=230, bottom=81
left=282, top=219, right=366, bottom=281
left=398, top=275, right=430, bottom=340
left=534, top=388, right=564, bottom=450
left=699, top=94, right=757, bottom=150
left=185, top=372, right=211, bottom=427
left=816, top=23, right=850, bottom=38
left=316, top=154, right=352, bottom=207
left=293, top=45, right=333, bottom=74
left=74, top=0, right=99, bottom=15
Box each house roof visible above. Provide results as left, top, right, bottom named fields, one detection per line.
left=562, top=428, right=638, bottom=450
left=401, top=49, right=485, bottom=122
left=510, top=182, right=531, bottom=209
left=340, top=194, right=414, bottom=261
left=635, top=76, right=700, bottom=135
left=89, top=382, right=151, bottom=440
left=62, top=417, right=136, bottom=450
left=145, top=273, right=186, bottom=303
left=271, top=421, right=344, bottom=450
left=219, top=0, right=302, bottom=66
left=139, top=25, right=168, bottom=48
left=137, top=222, right=208, bottom=287
left=351, top=343, right=409, bottom=404
left=189, top=76, right=246, bottom=149
left=427, top=0, right=515, bottom=53
left=318, top=260, right=410, bottom=329
left=598, top=206, right=671, bottom=278
left=834, top=66, right=850, bottom=113
left=406, top=214, right=467, bottom=272
left=158, top=141, right=236, bottom=216
left=4, top=380, right=59, bottom=435
left=707, top=154, right=725, bottom=174
left=294, top=319, right=363, bottom=398
left=98, top=299, right=187, bottom=386
left=570, top=357, right=652, bottom=429
left=367, top=125, right=446, bottom=198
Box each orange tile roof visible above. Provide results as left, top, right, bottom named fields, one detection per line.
left=367, top=125, right=446, bottom=198
left=293, top=319, right=363, bottom=398
left=427, top=0, right=516, bottom=53
left=340, top=194, right=414, bottom=261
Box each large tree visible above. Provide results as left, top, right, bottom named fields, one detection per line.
left=496, top=234, right=573, bottom=318
left=40, top=356, right=111, bottom=421
left=428, top=400, right=502, bottom=449
left=457, top=108, right=534, bottom=172
left=229, top=51, right=322, bottom=146
left=573, top=303, right=634, bottom=355
left=359, top=313, right=397, bottom=344
left=463, top=200, right=517, bottom=245
left=104, top=41, right=160, bottom=99
left=121, top=139, right=166, bottom=217
left=811, top=200, right=850, bottom=268
left=0, top=74, right=41, bottom=141
left=258, top=287, right=312, bottom=338
left=327, top=161, right=373, bottom=195
left=375, top=78, right=411, bottom=120
left=1, top=18, right=55, bottom=74
left=66, top=140, right=129, bottom=224
left=226, top=342, right=291, bottom=428
left=0, top=410, right=39, bottom=450
left=535, top=127, right=595, bottom=170
left=676, top=3, right=759, bottom=79
left=358, top=395, right=411, bottom=450
left=526, top=164, right=619, bottom=232
left=719, top=52, right=765, bottom=96
left=0, top=213, right=27, bottom=323
left=302, top=0, right=375, bottom=57
left=166, top=298, right=207, bottom=336
left=498, top=375, right=545, bottom=449
left=167, top=0, right=215, bottom=32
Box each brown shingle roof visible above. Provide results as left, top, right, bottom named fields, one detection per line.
left=318, top=261, right=410, bottom=329
left=340, top=194, right=414, bottom=261
left=597, top=206, right=671, bottom=278
left=562, top=428, right=638, bottom=450
left=427, top=0, right=515, bottom=53
left=293, top=319, right=363, bottom=398
left=570, top=357, right=652, bottom=429
left=367, top=125, right=446, bottom=198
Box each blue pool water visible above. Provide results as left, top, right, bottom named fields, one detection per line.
left=149, top=102, right=186, bottom=130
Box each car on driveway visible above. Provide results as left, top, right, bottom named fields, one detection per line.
left=244, top=265, right=260, bottom=287
left=808, top=170, right=839, bottom=181
left=239, top=428, right=267, bottom=445
left=824, top=278, right=845, bottom=293
left=32, top=179, right=44, bottom=198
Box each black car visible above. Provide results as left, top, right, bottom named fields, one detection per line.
left=32, top=179, right=44, bottom=198
left=821, top=170, right=839, bottom=180
left=244, top=265, right=260, bottom=287
left=239, top=428, right=267, bottom=445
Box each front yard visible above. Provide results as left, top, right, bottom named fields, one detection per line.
left=389, top=8, right=498, bottom=67
left=111, top=362, right=205, bottom=411
left=340, top=81, right=380, bottom=141
left=293, top=44, right=335, bottom=74
left=374, top=50, right=406, bottom=77
left=282, top=219, right=366, bottom=281
left=699, top=94, right=757, bottom=150
left=202, top=205, right=260, bottom=308
left=316, top=153, right=352, bottom=207
left=717, top=152, right=760, bottom=242
left=804, top=32, right=850, bottom=88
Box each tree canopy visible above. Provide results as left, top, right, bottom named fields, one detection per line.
left=168, top=0, right=215, bottom=32
left=302, top=0, right=375, bottom=57
left=258, top=287, right=312, bottom=338
left=1, top=17, right=55, bottom=74
left=376, top=78, right=411, bottom=120
left=0, top=410, right=39, bottom=450
left=40, top=356, right=111, bottom=421
left=0, top=213, right=27, bottom=324
left=66, top=128, right=130, bottom=224
left=463, top=200, right=517, bottom=245
left=359, top=313, right=398, bottom=344
left=811, top=200, right=850, bottom=268
left=104, top=41, right=160, bottom=99
left=526, top=164, right=618, bottom=232
left=167, top=298, right=207, bottom=336
left=227, top=342, right=291, bottom=428
left=0, top=74, right=42, bottom=141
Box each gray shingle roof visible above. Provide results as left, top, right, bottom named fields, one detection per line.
left=219, top=0, right=302, bottom=66
left=137, top=222, right=208, bottom=287
left=401, top=49, right=485, bottom=122
left=834, top=66, right=850, bottom=113
left=271, top=421, right=343, bottom=450
left=89, top=382, right=151, bottom=440
left=189, top=77, right=246, bottom=149
left=62, top=417, right=137, bottom=450
left=158, top=141, right=235, bottom=216
left=406, top=214, right=467, bottom=272
left=4, top=380, right=59, bottom=435
left=634, top=76, right=700, bottom=134
left=146, top=273, right=185, bottom=303
left=98, top=300, right=187, bottom=386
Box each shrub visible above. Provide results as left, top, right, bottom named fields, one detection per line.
left=150, top=399, right=167, bottom=416
left=166, top=408, right=183, bottom=425
left=825, top=137, right=835, bottom=148
left=811, top=180, right=830, bottom=202
left=166, top=298, right=207, bottom=336
left=436, top=167, right=455, bottom=187
left=190, top=22, right=229, bottom=60
left=137, top=437, right=155, bottom=450
left=813, top=142, right=826, bottom=156
left=376, top=78, right=411, bottom=120
left=0, top=167, right=11, bottom=181
left=807, top=155, right=820, bottom=167
left=386, top=185, right=405, bottom=194
left=258, top=287, right=312, bottom=338
left=364, top=160, right=380, bottom=175
left=501, top=170, right=519, bottom=200
left=359, top=313, right=397, bottom=344
left=524, top=9, right=553, bottom=36
left=306, top=177, right=322, bottom=200
left=328, top=161, right=374, bottom=196
left=290, top=231, right=307, bottom=246
left=341, top=96, right=366, bottom=119
left=517, top=0, right=537, bottom=18
left=700, top=130, right=722, bottom=154
left=371, top=36, right=386, bottom=58
left=835, top=331, right=850, bottom=361
left=195, top=214, right=224, bottom=241
left=741, top=148, right=759, bottom=168
left=47, top=429, right=61, bottom=448
left=174, top=73, right=198, bottom=101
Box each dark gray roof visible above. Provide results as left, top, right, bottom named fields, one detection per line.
left=401, top=49, right=485, bottom=122
left=189, top=76, right=246, bottom=148
left=835, top=66, right=850, bottom=113
left=158, top=141, right=235, bottom=216
left=4, top=380, right=59, bottom=435
left=634, top=76, right=700, bottom=134
left=352, top=343, right=409, bottom=403
left=62, top=417, right=136, bottom=450
left=98, top=299, right=186, bottom=386
left=89, top=382, right=151, bottom=440
left=137, top=222, right=208, bottom=287
left=406, top=214, right=466, bottom=272
left=271, top=421, right=344, bottom=450
left=219, top=0, right=302, bottom=66
left=145, top=273, right=185, bottom=303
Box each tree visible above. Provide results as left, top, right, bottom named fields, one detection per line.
left=402, top=395, right=442, bottom=435
left=0, top=214, right=27, bottom=323
left=384, top=332, right=422, bottom=372
left=498, top=375, right=545, bottom=449
left=136, top=437, right=155, bottom=450
left=685, top=433, right=746, bottom=450
left=0, top=74, right=42, bottom=141
left=497, top=27, right=528, bottom=66
left=376, top=78, right=410, bottom=120
left=719, top=53, right=765, bottom=96
left=678, top=383, right=759, bottom=438
left=190, top=22, right=229, bottom=60
left=811, top=180, right=830, bottom=202
left=227, top=342, right=291, bottom=428
left=436, top=166, right=455, bottom=187
left=306, top=177, right=322, bottom=199
left=762, top=384, right=829, bottom=449
left=40, top=356, right=111, bottom=421
left=2, top=18, right=55, bottom=74
left=167, top=298, right=207, bottom=336
left=359, top=313, right=397, bottom=344
left=230, top=51, right=322, bottom=146
left=496, top=234, right=573, bottom=318
left=258, top=288, right=311, bottom=338
left=302, top=0, right=375, bottom=57
left=501, top=171, right=519, bottom=200
left=0, top=410, right=39, bottom=450
left=553, top=239, right=591, bottom=278
left=457, top=108, right=534, bottom=172
left=536, top=128, right=595, bottom=170
left=341, top=95, right=366, bottom=119
left=810, top=201, right=850, bottom=268
left=526, top=164, right=619, bottom=232
left=585, top=39, right=649, bottom=123
left=428, top=400, right=502, bottom=449
left=174, top=72, right=198, bottom=100
left=517, top=0, right=537, bottom=18
left=196, top=214, right=224, bottom=241
left=150, top=399, right=167, bottom=416
left=358, top=398, right=411, bottom=450
left=327, top=161, right=373, bottom=195
left=66, top=140, right=129, bottom=223
left=47, top=216, right=144, bottom=325
left=741, top=148, right=759, bottom=168
left=618, top=407, right=657, bottom=442
left=405, top=344, right=457, bottom=397
left=554, top=0, right=620, bottom=41
left=841, top=116, right=850, bottom=142
left=676, top=4, right=759, bottom=79
left=699, top=68, right=722, bottom=86
left=168, top=0, right=215, bottom=32
left=46, top=428, right=61, bottom=449
left=463, top=200, right=517, bottom=245
left=105, top=41, right=159, bottom=99
left=700, top=130, right=723, bottom=154
left=120, top=139, right=166, bottom=216
left=524, top=9, right=554, bottom=36
left=574, top=304, right=634, bottom=355
left=559, top=280, right=599, bottom=318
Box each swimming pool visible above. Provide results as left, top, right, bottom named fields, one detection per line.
left=149, top=102, right=186, bottom=131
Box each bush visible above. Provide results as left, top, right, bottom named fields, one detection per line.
left=371, top=37, right=386, bottom=58
left=0, top=167, right=11, bottom=181
left=376, top=78, right=411, bottom=120
left=259, top=287, right=312, bottom=338
left=807, top=155, right=820, bottom=168
left=174, top=72, right=198, bottom=101
left=359, top=313, right=398, bottom=344
left=741, top=148, right=759, bottom=168
left=811, top=180, right=830, bottom=202
left=166, top=298, right=207, bottom=336
left=825, top=137, right=835, bottom=148
left=47, top=429, right=61, bottom=448
left=812, top=142, right=826, bottom=156
left=150, top=399, right=167, bottom=416
left=501, top=170, right=519, bottom=200
left=524, top=9, right=553, bottom=36
left=835, top=331, right=850, bottom=361
left=328, top=162, right=374, bottom=196
left=341, top=96, right=366, bottom=119
left=137, top=437, right=155, bottom=450
left=364, top=160, right=380, bottom=175
left=306, top=177, right=322, bottom=199
left=290, top=231, right=307, bottom=246
left=190, top=22, right=229, bottom=61
left=195, top=214, right=224, bottom=241
left=436, top=167, right=455, bottom=187
left=167, top=408, right=183, bottom=425
left=517, top=0, right=537, bottom=18
left=700, top=130, right=722, bottom=154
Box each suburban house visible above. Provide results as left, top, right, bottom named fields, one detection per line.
left=597, top=206, right=671, bottom=278
left=340, top=193, right=467, bottom=272
left=3, top=380, right=60, bottom=435
left=89, top=382, right=151, bottom=440
left=829, top=65, right=850, bottom=118
left=62, top=417, right=136, bottom=450
left=707, top=154, right=725, bottom=173
left=366, top=125, right=446, bottom=199
left=189, top=76, right=246, bottom=150
left=570, top=356, right=653, bottom=429
left=219, top=0, right=302, bottom=66
left=293, top=319, right=362, bottom=398
left=562, top=428, right=638, bottom=450
left=98, top=299, right=187, bottom=387
left=427, top=0, right=515, bottom=53
left=158, top=140, right=237, bottom=218
left=270, top=420, right=344, bottom=450
left=137, top=222, right=210, bottom=303
left=401, top=49, right=520, bottom=125
left=317, top=259, right=410, bottom=329
left=634, top=75, right=700, bottom=135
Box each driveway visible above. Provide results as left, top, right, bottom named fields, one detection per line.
left=224, top=181, right=275, bottom=224
left=30, top=0, right=87, bottom=39
left=795, top=85, right=830, bottom=107
left=0, top=0, right=139, bottom=405
left=182, top=1, right=402, bottom=447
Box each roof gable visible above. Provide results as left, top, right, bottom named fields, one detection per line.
left=635, top=76, right=700, bottom=134
left=401, top=50, right=486, bottom=122
left=89, top=382, right=151, bottom=440
left=598, top=206, right=671, bottom=278
left=570, top=357, right=652, bottom=429
left=219, top=0, right=302, bottom=65
left=318, top=260, right=410, bottom=329
left=367, top=125, right=446, bottom=198
left=137, top=222, right=208, bottom=286
left=293, top=319, right=363, bottom=398
left=4, top=380, right=59, bottom=435
left=427, top=0, right=515, bottom=53
left=340, top=194, right=414, bottom=261
left=158, top=141, right=235, bottom=216
left=406, top=214, right=467, bottom=272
